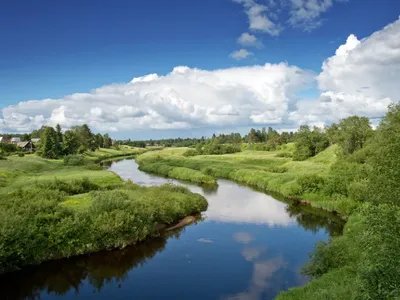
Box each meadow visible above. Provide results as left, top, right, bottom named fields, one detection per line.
left=0, top=148, right=208, bottom=274
left=136, top=143, right=356, bottom=216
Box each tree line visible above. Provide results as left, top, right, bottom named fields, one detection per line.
left=37, top=124, right=113, bottom=158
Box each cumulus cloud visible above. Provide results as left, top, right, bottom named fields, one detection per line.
left=290, top=17, right=400, bottom=125
left=237, top=32, right=260, bottom=47
left=288, top=0, right=347, bottom=32
left=0, top=63, right=314, bottom=133
left=230, top=49, right=254, bottom=60
left=233, top=0, right=282, bottom=36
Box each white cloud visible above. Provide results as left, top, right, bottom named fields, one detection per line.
left=288, top=0, right=346, bottom=32
left=233, top=0, right=282, bottom=36
left=230, top=49, right=254, bottom=60
left=237, top=32, right=260, bottom=47
left=290, top=17, right=400, bottom=125
left=0, top=63, right=313, bottom=133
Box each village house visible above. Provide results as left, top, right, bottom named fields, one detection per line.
left=16, top=141, right=35, bottom=152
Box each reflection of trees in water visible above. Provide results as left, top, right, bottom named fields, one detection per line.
left=0, top=226, right=188, bottom=299
left=285, top=204, right=345, bottom=236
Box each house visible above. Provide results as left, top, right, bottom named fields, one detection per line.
left=0, top=137, right=3, bottom=143
left=31, top=138, right=40, bottom=143
left=11, top=137, right=21, bottom=144
left=16, top=141, right=35, bottom=151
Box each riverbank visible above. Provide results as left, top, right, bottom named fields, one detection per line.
left=135, top=145, right=355, bottom=217
left=0, top=150, right=208, bottom=274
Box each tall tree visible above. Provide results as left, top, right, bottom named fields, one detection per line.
left=63, top=130, right=79, bottom=155
left=95, top=133, right=104, bottom=148
left=39, top=127, right=58, bottom=158
left=72, top=124, right=95, bottom=151
left=103, top=133, right=112, bottom=148
left=55, top=124, right=63, bottom=155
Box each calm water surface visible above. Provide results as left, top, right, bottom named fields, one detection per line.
left=0, top=159, right=343, bottom=300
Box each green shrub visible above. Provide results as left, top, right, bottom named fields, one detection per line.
left=298, top=174, right=325, bottom=193
left=183, top=149, right=198, bottom=157
left=63, top=154, right=87, bottom=166
left=18, top=152, right=25, bottom=157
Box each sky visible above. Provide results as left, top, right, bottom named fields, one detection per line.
left=1, top=0, right=399, bottom=139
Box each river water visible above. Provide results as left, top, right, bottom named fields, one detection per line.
left=0, top=159, right=343, bottom=300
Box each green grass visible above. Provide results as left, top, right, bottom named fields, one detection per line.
left=136, top=145, right=356, bottom=216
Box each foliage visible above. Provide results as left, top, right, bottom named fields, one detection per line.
left=183, top=149, right=198, bottom=157
left=39, top=126, right=59, bottom=158
left=0, top=143, right=18, bottom=154
left=293, top=126, right=329, bottom=161
left=328, top=116, right=374, bottom=156
left=367, top=103, right=400, bottom=204
left=0, top=179, right=207, bottom=274
left=63, top=154, right=87, bottom=166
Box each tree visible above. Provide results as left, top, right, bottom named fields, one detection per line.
left=39, top=127, right=58, bottom=158
left=103, top=133, right=112, bottom=148
left=248, top=128, right=257, bottom=143
left=55, top=124, right=63, bottom=155
left=72, top=124, right=95, bottom=151
left=293, top=125, right=313, bottom=161
left=31, top=126, right=48, bottom=138
left=21, top=133, right=31, bottom=141
left=95, top=133, right=104, bottom=148
left=336, top=116, right=373, bottom=156
left=63, top=130, right=79, bottom=155
left=368, top=104, right=400, bottom=204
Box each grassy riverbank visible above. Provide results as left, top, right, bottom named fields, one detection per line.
left=0, top=150, right=207, bottom=274
left=136, top=144, right=356, bottom=216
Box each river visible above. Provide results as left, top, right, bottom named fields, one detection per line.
left=0, top=159, right=343, bottom=300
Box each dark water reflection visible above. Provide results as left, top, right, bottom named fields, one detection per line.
left=0, top=159, right=344, bottom=300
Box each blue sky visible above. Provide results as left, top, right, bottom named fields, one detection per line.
left=1, top=0, right=400, bottom=138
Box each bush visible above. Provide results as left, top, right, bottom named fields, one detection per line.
left=183, top=149, right=198, bottom=157
left=63, top=154, right=87, bottom=166
left=298, top=174, right=325, bottom=193
left=18, top=152, right=25, bottom=157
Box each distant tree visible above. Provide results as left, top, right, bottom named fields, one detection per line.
left=261, top=127, right=267, bottom=142
left=281, top=132, right=290, bottom=144
left=72, top=124, right=95, bottom=151
left=248, top=128, right=257, bottom=143
left=95, top=133, right=104, bottom=148
left=39, top=127, right=58, bottom=158
left=336, top=116, right=373, bottom=156
left=55, top=124, right=63, bottom=155
left=21, top=133, right=31, bottom=141
left=63, top=130, right=79, bottom=155
left=293, top=125, right=328, bottom=161
left=31, top=126, right=48, bottom=139
left=103, top=133, right=112, bottom=148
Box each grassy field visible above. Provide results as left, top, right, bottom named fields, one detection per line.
left=136, top=144, right=356, bottom=216
left=0, top=148, right=208, bottom=274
